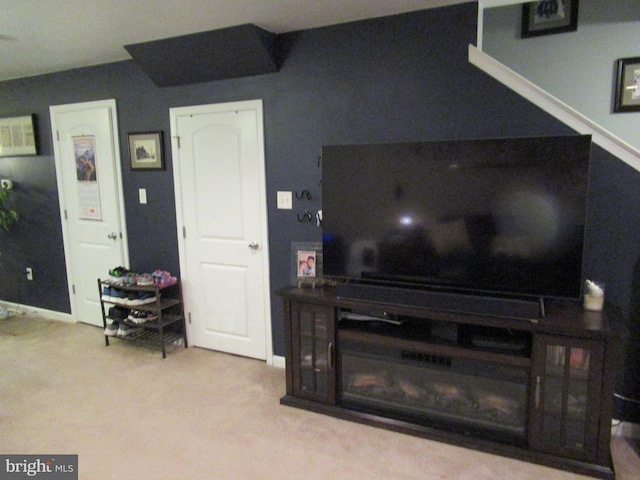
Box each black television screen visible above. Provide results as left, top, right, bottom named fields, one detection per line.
left=322, top=135, right=592, bottom=300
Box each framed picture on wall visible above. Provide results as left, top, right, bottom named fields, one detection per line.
left=128, top=131, right=164, bottom=170
left=521, top=0, right=579, bottom=38
left=0, top=115, right=37, bottom=157
left=614, top=57, right=640, bottom=113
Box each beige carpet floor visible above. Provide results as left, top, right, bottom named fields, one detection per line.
left=1, top=312, right=638, bottom=480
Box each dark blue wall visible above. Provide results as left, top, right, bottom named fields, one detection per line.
left=1, top=4, right=639, bottom=414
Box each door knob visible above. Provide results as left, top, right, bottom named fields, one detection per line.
left=107, top=232, right=118, bottom=240
left=248, top=242, right=259, bottom=250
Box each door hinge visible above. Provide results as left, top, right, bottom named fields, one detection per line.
left=72, top=285, right=76, bottom=295
left=188, top=312, right=192, bottom=324
left=183, top=226, right=186, bottom=238
left=174, top=135, right=180, bottom=149
left=64, top=209, right=68, bottom=220
left=56, top=130, right=60, bottom=141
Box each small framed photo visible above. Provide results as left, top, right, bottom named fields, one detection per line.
left=521, top=0, right=579, bottom=38
left=291, top=242, right=323, bottom=288
left=614, top=57, right=640, bottom=113
left=128, top=131, right=164, bottom=170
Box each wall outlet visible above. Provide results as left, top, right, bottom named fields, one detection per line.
left=277, top=191, right=292, bottom=210
left=25, top=267, right=33, bottom=281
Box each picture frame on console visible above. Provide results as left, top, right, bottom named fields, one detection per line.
left=521, top=0, right=579, bottom=38
left=291, top=242, right=323, bottom=288
left=614, top=56, right=640, bottom=113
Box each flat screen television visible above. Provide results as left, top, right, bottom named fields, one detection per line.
left=322, top=135, right=592, bottom=306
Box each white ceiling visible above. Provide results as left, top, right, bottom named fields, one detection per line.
left=0, top=0, right=467, bottom=82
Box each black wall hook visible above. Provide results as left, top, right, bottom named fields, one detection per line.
left=297, top=210, right=313, bottom=222
left=296, top=189, right=312, bottom=200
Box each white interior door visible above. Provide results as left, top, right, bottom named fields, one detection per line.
left=170, top=100, right=272, bottom=361
left=51, top=100, right=128, bottom=326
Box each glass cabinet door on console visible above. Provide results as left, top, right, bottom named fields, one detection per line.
left=291, top=303, right=336, bottom=404
left=529, top=335, right=604, bottom=462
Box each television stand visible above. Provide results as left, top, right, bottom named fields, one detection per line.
left=277, top=286, right=619, bottom=479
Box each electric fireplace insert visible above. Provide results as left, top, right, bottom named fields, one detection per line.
left=338, top=315, right=531, bottom=445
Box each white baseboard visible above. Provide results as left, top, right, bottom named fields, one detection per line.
left=271, top=355, right=286, bottom=369
left=1, top=301, right=287, bottom=368
left=0, top=301, right=74, bottom=323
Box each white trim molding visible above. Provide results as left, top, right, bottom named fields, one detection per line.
left=468, top=45, right=640, bottom=172
left=271, top=355, right=286, bottom=369
left=0, top=301, right=74, bottom=323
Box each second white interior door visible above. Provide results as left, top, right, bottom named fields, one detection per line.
left=170, top=100, right=271, bottom=361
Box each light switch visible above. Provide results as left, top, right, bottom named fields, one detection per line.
left=277, top=191, right=292, bottom=210
left=139, top=188, right=147, bottom=204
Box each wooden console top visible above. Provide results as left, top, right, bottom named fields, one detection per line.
left=276, top=286, right=618, bottom=340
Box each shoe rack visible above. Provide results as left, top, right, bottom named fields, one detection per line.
left=97, top=278, right=188, bottom=359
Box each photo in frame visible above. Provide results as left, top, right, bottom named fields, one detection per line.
left=291, top=242, right=323, bottom=288
left=521, top=0, right=579, bottom=38
left=128, top=131, right=164, bottom=170
left=0, top=115, right=37, bottom=157
left=614, top=57, right=640, bottom=113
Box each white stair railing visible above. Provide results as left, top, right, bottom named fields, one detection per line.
left=468, top=44, right=640, bottom=172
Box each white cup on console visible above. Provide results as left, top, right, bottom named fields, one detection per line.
left=583, top=280, right=605, bottom=311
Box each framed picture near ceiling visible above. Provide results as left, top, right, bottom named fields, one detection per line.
left=614, top=57, right=640, bottom=113
left=128, top=131, right=164, bottom=170
left=521, top=0, right=579, bottom=38
left=0, top=115, right=37, bottom=157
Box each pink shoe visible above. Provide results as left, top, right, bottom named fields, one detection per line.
left=152, top=270, right=176, bottom=287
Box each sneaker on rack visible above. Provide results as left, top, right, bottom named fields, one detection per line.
left=128, top=291, right=157, bottom=306
left=110, top=288, right=128, bottom=304
left=123, top=273, right=137, bottom=286
left=136, top=273, right=154, bottom=286
left=127, top=310, right=145, bottom=322
left=104, top=321, right=119, bottom=337
left=101, top=286, right=113, bottom=302
left=109, top=266, right=131, bottom=284
left=125, top=291, right=139, bottom=305
left=162, top=276, right=177, bottom=287
left=152, top=270, right=177, bottom=287
left=141, top=312, right=158, bottom=323
left=128, top=310, right=157, bottom=324
left=117, top=323, right=141, bottom=337
left=152, top=270, right=169, bottom=285
left=109, top=306, right=129, bottom=322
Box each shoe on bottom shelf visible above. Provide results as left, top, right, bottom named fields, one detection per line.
left=104, top=322, right=119, bottom=337
left=117, top=323, right=141, bottom=337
